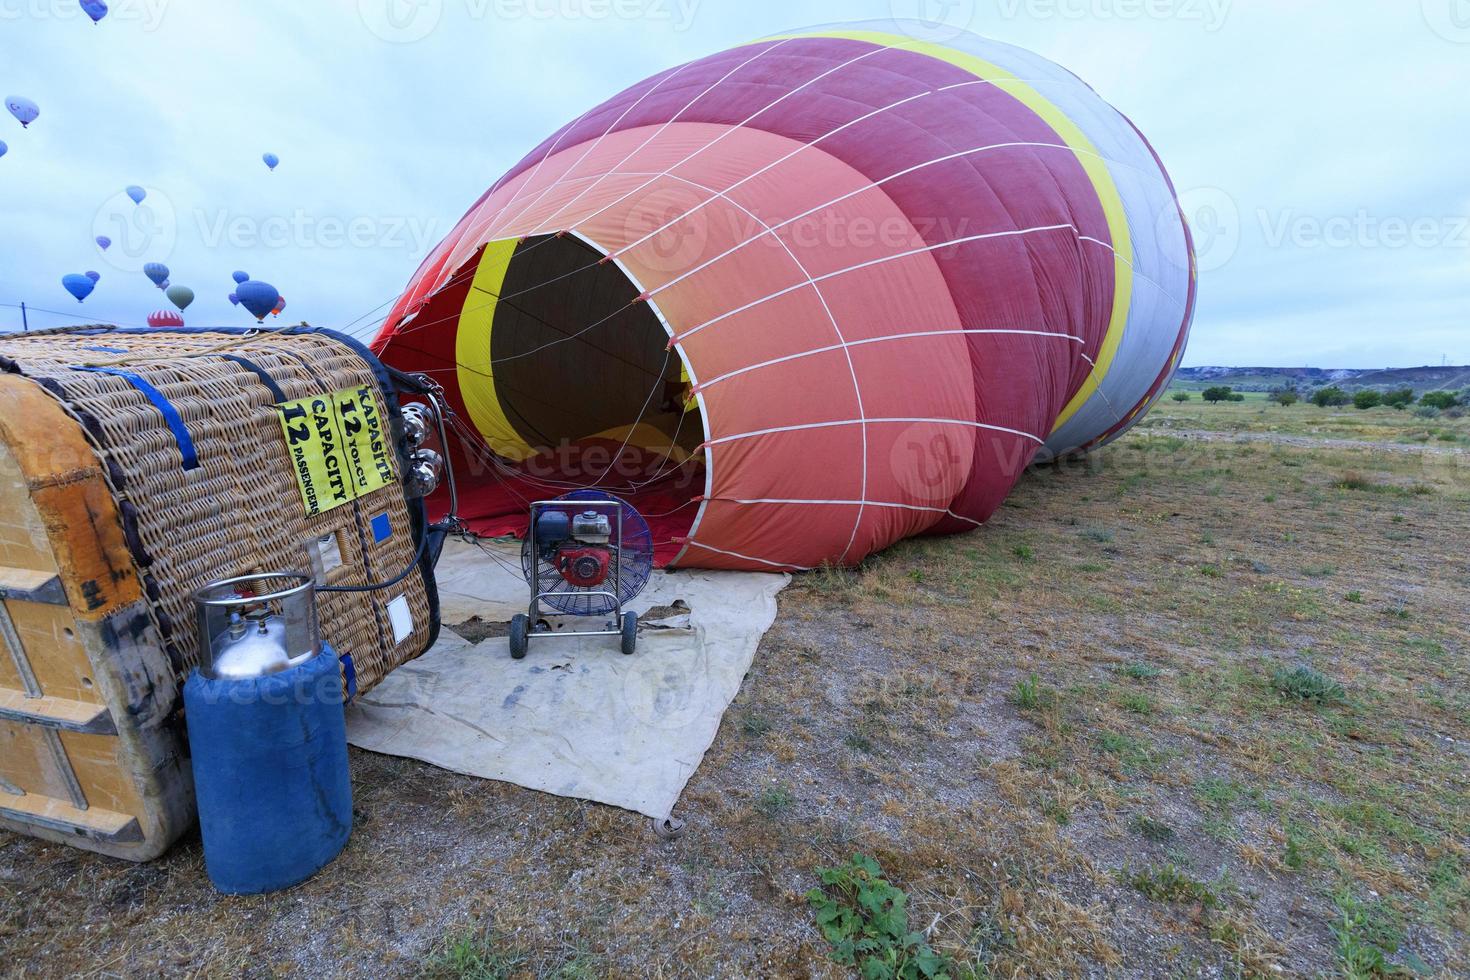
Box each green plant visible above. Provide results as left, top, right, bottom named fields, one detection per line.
left=1345, top=591, right=1364, bottom=603
left=1271, top=665, right=1345, bottom=703
left=1202, top=386, right=1235, bottom=404
left=755, top=784, right=795, bottom=818
left=1012, top=543, right=1034, bottom=561
left=1119, top=691, right=1154, bottom=715
left=1332, top=892, right=1406, bottom=979
left=424, top=929, right=525, bottom=980
left=1354, top=390, right=1384, bottom=410
left=1382, top=388, right=1416, bottom=410
left=1419, top=390, right=1459, bottom=411
left=1127, top=864, right=1221, bottom=909
left=1270, top=388, right=1300, bottom=406
left=1010, top=674, right=1045, bottom=710
left=1312, top=385, right=1350, bottom=407
left=806, top=854, right=950, bottom=979
left=1131, top=814, right=1175, bottom=843
left=1120, top=661, right=1161, bottom=680
left=1171, top=390, right=1192, bottom=402
left=739, top=712, right=773, bottom=737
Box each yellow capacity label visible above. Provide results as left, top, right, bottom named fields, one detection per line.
left=278, top=385, right=397, bottom=517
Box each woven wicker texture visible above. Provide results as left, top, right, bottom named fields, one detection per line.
left=0, top=327, right=435, bottom=693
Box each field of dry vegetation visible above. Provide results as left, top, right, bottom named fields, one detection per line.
left=2, top=398, right=1467, bottom=978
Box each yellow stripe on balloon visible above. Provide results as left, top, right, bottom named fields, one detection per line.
left=755, top=29, right=1135, bottom=432
left=456, top=238, right=537, bottom=461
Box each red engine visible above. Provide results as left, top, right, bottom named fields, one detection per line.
left=555, top=547, right=611, bottom=588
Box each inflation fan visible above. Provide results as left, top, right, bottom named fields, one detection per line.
left=510, top=491, right=654, bottom=659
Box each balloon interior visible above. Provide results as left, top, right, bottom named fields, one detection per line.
left=372, top=23, right=1196, bottom=573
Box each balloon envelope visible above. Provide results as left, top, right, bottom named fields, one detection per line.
left=166, top=285, right=195, bottom=311
left=271, top=297, right=286, bottom=317
left=79, top=0, right=107, bottom=23
left=232, top=270, right=249, bottom=284
left=62, top=274, right=95, bottom=303
left=262, top=153, right=279, bottom=171
left=236, top=280, right=280, bottom=320
left=84, top=270, right=100, bottom=282
left=126, top=185, right=146, bottom=205
left=147, top=310, right=184, bottom=328
left=95, top=235, right=111, bottom=250
left=0, top=141, right=7, bottom=160
left=143, top=262, right=169, bottom=288
left=228, top=292, right=240, bottom=306
left=5, top=97, right=38, bottom=128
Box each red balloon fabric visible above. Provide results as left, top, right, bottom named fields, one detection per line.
left=147, top=310, right=185, bottom=328
left=374, top=23, right=1196, bottom=571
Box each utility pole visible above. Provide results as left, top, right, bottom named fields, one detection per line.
left=20, top=302, right=28, bottom=332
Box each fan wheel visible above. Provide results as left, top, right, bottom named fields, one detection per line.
left=620, top=611, right=638, bottom=656
left=509, top=614, right=529, bottom=660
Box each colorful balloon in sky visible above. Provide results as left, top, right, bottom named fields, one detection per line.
left=143, top=262, right=169, bottom=288
left=62, top=274, right=95, bottom=303
left=5, top=97, right=39, bottom=128
left=126, top=185, right=147, bottom=205
left=272, top=297, right=286, bottom=317
left=166, top=285, right=195, bottom=311
left=262, top=153, right=279, bottom=171
left=95, top=236, right=111, bottom=250
left=232, top=270, right=249, bottom=283
left=84, top=270, right=101, bottom=282
left=0, top=141, right=7, bottom=160
left=235, top=280, right=279, bottom=321
left=148, top=310, right=184, bottom=328
left=372, top=21, right=1197, bottom=572
left=228, top=292, right=240, bottom=306
left=79, top=1, right=108, bottom=24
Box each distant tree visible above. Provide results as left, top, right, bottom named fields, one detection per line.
left=1312, top=386, right=1350, bottom=407
left=1382, top=388, right=1416, bottom=410
left=1269, top=389, right=1300, bottom=406
left=1230, top=392, right=1246, bottom=402
left=1202, top=386, right=1234, bottom=404
left=1420, top=390, right=1460, bottom=410
left=1171, top=391, right=1192, bottom=402
left=1353, top=390, right=1383, bottom=410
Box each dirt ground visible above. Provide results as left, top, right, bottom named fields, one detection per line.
left=2, top=399, right=1467, bottom=978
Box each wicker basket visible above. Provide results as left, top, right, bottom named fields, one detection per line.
left=0, top=325, right=440, bottom=860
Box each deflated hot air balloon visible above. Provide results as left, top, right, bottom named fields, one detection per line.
left=79, top=1, right=108, bottom=24
left=95, top=235, right=111, bottom=250
left=236, top=280, right=279, bottom=321
left=6, top=97, right=39, bottom=129
left=126, top=185, right=147, bottom=205
left=372, top=22, right=1196, bottom=571
left=262, top=153, right=279, bottom=171
left=232, top=270, right=249, bottom=284
left=143, top=262, right=169, bottom=289
left=84, top=270, right=100, bottom=283
left=62, top=274, right=95, bottom=303
left=148, top=310, right=184, bottom=328
left=166, top=285, right=195, bottom=311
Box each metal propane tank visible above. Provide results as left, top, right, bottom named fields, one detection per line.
left=184, top=573, right=352, bottom=894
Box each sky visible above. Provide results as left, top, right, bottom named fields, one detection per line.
left=0, top=0, right=1466, bottom=368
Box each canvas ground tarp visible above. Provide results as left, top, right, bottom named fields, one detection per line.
left=344, top=537, right=788, bottom=819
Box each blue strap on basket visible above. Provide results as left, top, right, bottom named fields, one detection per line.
left=218, top=354, right=287, bottom=403
left=71, top=366, right=199, bottom=471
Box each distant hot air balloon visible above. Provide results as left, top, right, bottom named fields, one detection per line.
left=79, top=0, right=108, bottom=24
left=232, top=270, right=250, bottom=284
left=228, top=292, right=240, bottom=306
left=262, top=153, right=279, bottom=172
left=143, top=262, right=169, bottom=289
left=236, top=280, right=279, bottom=321
left=84, top=270, right=101, bottom=282
left=166, top=285, right=195, bottom=311
left=6, top=97, right=39, bottom=129
left=95, top=235, right=111, bottom=251
left=126, top=185, right=146, bottom=205
left=272, top=297, right=286, bottom=317
left=62, top=274, right=95, bottom=303
left=147, top=310, right=184, bottom=328
left=0, top=141, right=7, bottom=160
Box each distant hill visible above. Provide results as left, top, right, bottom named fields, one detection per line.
left=1174, top=366, right=1470, bottom=393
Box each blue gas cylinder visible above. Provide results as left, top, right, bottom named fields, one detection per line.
left=183, top=645, right=353, bottom=894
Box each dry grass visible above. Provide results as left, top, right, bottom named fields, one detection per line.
left=2, top=402, right=1467, bottom=978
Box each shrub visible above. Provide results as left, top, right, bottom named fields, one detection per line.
left=1382, top=388, right=1416, bottom=409
left=806, top=854, right=950, bottom=979
left=1271, top=665, right=1345, bottom=703
left=1202, top=385, right=1235, bottom=404
left=1269, top=388, right=1300, bottom=406
left=1413, top=405, right=1441, bottom=419
left=1312, top=386, right=1350, bottom=407
left=1353, top=390, right=1383, bottom=410
left=1171, top=391, right=1192, bottom=402
left=1420, top=390, right=1459, bottom=410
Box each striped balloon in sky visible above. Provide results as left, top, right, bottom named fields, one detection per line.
left=374, top=21, right=1196, bottom=572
